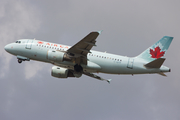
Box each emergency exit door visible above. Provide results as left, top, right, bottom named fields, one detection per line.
left=127, top=58, right=134, bottom=69
left=26, top=40, right=33, bottom=49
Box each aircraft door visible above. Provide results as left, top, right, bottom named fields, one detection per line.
left=26, top=40, right=33, bottom=49
left=127, top=58, right=134, bottom=69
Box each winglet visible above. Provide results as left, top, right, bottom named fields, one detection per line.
left=97, top=30, right=103, bottom=34
left=107, top=79, right=112, bottom=84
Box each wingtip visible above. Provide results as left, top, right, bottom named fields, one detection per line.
left=107, top=79, right=112, bottom=84
left=98, top=30, right=103, bottom=34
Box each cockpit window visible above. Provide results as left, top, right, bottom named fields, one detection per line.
left=15, top=41, right=21, bottom=43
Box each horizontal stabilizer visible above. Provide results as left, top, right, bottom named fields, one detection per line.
left=158, top=72, right=167, bottom=76
left=144, top=58, right=165, bottom=68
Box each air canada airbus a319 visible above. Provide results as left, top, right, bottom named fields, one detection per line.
left=4, top=31, right=173, bottom=83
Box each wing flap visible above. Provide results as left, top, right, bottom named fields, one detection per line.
left=83, top=72, right=111, bottom=83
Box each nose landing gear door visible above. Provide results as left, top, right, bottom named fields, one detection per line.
left=26, top=40, right=33, bottom=49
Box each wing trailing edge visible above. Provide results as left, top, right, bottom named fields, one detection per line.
left=83, top=72, right=111, bottom=83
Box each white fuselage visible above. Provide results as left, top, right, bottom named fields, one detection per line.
left=4, top=39, right=170, bottom=75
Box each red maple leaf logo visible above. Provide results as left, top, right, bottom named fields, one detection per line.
left=150, top=46, right=165, bottom=59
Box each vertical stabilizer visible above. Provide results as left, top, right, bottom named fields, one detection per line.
left=136, top=36, right=173, bottom=62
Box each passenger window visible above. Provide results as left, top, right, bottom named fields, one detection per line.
left=18, top=41, right=21, bottom=43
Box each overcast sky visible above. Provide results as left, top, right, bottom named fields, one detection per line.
left=1, top=0, right=180, bottom=120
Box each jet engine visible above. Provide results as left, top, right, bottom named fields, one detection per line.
left=51, top=66, right=75, bottom=78
left=47, top=50, right=71, bottom=62
left=51, top=66, right=83, bottom=79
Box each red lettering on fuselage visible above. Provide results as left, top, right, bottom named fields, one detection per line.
left=38, top=41, right=44, bottom=44
left=46, top=43, right=50, bottom=45
left=64, top=46, right=68, bottom=49
left=37, top=41, right=69, bottom=49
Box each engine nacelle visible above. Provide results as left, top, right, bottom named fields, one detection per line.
left=47, top=50, right=71, bottom=62
left=51, top=66, right=75, bottom=78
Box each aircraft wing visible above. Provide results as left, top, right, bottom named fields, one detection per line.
left=67, top=31, right=101, bottom=64
left=83, top=72, right=111, bottom=83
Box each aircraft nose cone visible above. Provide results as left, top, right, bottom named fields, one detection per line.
left=4, top=44, right=11, bottom=52
left=4, top=45, right=8, bottom=51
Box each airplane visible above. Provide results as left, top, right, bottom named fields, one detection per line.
left=4, top=31, right=173, bottom=83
